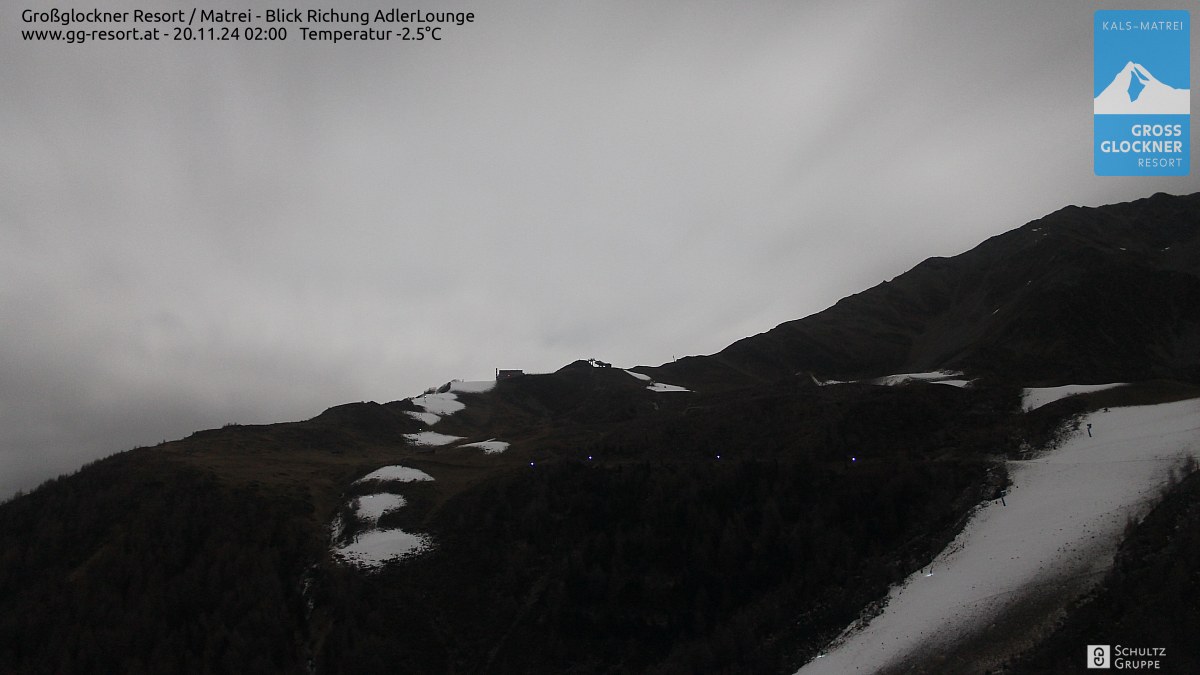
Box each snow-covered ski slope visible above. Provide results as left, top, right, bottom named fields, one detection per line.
left=401, top=383, right=513, bottom=453
left=797, top=398, right=1200, bottom=674
left=334, top=464, right=437, bottom=568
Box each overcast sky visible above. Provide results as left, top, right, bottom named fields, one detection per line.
left=2, top=0, right=1196, bottom=499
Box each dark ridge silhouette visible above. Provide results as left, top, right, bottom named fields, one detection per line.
left=648, top=192, right=1200, bottom=390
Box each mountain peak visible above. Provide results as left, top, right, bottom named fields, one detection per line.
left=1095, top=61, right=1188, bottom=114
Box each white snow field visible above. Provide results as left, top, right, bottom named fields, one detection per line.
left=410, top=391, right=466, bottom=418
left=797, top=398, right=1200, bottom=674
left=334, top=528, right=432, bottom=568
left=624, top=369, right=652, bottom=381
left=403, top=383, right=513, bottom=453
left=355, top=465, right=435, bottom=483
left=405, top=383, right=491, bottom=424
left=460, top=439, right=510, bottom=454
left=354, top=493, right=407, bottom=523
left=1022, top=383, right=1127, bottom=411
left=404, top=431, right=465, bottom=446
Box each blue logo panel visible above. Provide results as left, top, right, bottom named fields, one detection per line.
left=1094, top=10, right=1190, bottom=176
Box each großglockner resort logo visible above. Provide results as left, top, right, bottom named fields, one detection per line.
left=1094, top=10, right=1190, bottom=176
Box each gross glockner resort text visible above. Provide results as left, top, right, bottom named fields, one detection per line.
left=1097, top=123, right=1185, bottom=154
left=1099, top=140, right=1185, bottom=153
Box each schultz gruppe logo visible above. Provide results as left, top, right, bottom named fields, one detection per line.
left=1094, top=10, right=1190, bottom=176
left=1088, top=644, right=1111, bottom=668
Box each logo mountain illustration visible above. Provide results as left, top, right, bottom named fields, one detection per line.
left=1094, top=61, right=1190, bottom=115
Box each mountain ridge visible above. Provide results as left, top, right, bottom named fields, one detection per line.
left=646, top=192, right=1200, bottom=390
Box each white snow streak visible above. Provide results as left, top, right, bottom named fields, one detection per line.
left=932, top=379, right=972, bottom=388
left=404, top=431, right=465, bottom=446
left=404, top=410, right=441, bottom=425
left=647, top=382, right=691, bottom=392
left=811, top=375, right=849, bottom=387
left=355, top=465, right=435, bottom=483
left=622, top=368, right=688, bottom=391
left=460, top=439, right=510, bottom=454
left=1022, top=383, right=1126, bottom=411
left=870, top=370, right=965, bottom=386
left=814, top=370, right=968, bottom=387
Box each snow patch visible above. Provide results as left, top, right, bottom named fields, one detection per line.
left=404, top=410, right=440, bottom=426
left=871, top=370, right=965, bottom=386
left=460, top=439, right=510, bottom=454
left=811, top=374, right=849, bottom=387
left=355, top=465, right=435, bottom=483
left=797, top=399, right=1200, bottom=674
left=354, top=493, right=407, bottom=523
left=630, top=370, right=691, bottom=392
left=1022, top=383, right=1126, bottom=411
left=814, top=370, right=968, bottom=387
left=411, top=392, right=465, bottom=417
left=647, top=382, right=691, bottom=393
left=334, top=528, right=432, bottom=568
left=405, top=431, right=465, bottom=446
